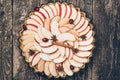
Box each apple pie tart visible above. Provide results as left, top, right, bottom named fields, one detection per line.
left=20, top=2, right=95, bottom=78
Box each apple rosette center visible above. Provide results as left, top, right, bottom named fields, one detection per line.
left=20, top=2, right=94, bottom=78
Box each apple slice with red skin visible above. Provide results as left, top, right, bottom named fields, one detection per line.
left=79, top=25, right=90, bottom=37
left=53, top=55, right=66, bottom=63
left=39, top=40, right=53, bottom=48
left=29, top=14, right=44, bottom=27
left=41, top=45, right=58, bottom=54
left=76, top=51, right=92, bottom=58
left=78, top=30, right=93, bottom=41
left=58, top=46, right=66, bottom=56
left=49, top=3, right=57, bottom=16
left=69, top=59, right=84, bottom=67
left=34, top=11, right=45, bottom=23
left=40, top=53, right=52, bottom=61
left=37, top=59, right=45, bottom=72
left=25, top=24, right=38, bottom=32
left=57, top=33, right=76, bottom=42
left=59, top=26, right=70, bottom=33
left=65, top=48, right=70, bottom=58
left=69, top=49, right=73, bottom=59
left=22, top=30, right=34, bottom=35
left=65, top=5, right=71, bottom=18
left=79, top=36, right=94, bottom=46
left=74, top=17, right=85, bottom=30
left=60, top=3, right=67, bottom=18
left=49, top=50, right=60, bottom=60
left=74, top=8, right=81, bottom=25
left=44, top=61, right=51, bottom=76
left=77, top=19, right=89, bottom=33
left=31, top=53, right=41, bottom=66
left=39, top=8, right=49, bottom=18
left=69, top=6, right=77, bottom=20
left=51, top=16, right=60, bottom=22
left=49, top=62, right=58, bottom=77
left=63, top=60, right=73, bottom=76
left=78, top=44, right=94, bottom=51
left=55, top=2, right=61, bottom=16
left=28, top=55, right=34, bottom=62
left=73, top=55, right=89, bottom=63
left=43, top=5, right=54, bottom=18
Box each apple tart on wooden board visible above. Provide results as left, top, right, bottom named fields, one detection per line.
left=20, top=2, right=95, bottom=78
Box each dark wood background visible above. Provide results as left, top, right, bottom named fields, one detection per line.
left=0, top=0, right=120, bottom=80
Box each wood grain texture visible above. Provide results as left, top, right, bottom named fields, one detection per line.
left=0, top=0, right=120, bottom=80
left=0, top=0, right=13, bottom=80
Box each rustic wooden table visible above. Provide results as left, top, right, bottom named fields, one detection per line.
left=0, top=0, right=120, bottom=80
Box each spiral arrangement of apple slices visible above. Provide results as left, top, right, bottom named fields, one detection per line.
left=20, top=2, right=95, bottom=78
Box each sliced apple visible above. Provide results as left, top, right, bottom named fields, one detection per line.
left=22, top=30, right=34, bottom=35
left=57, top=33, right=76, bottom=42
left=73, top=55, right=89, bottom=63
left=74, top=17, right=85, bottom=30
left=34, top=11, right=45, bottom=22
left=69, top=49, right=73, bottom=59
left=31, top=53, right=41, bottom=66
left=59, top=18, right=69, bottom=27
left=25, top=24, right=38, bottom=32
left=58, top=46, right=66, bottom=56
left=25, top=18, right=40, bottom=28
left=41, top=45, right=58, bottom=54
left=44, top=61, right=51, bottom=76
left=49, top=3, right=57, bottom=16
left=65, top=48, right=70, bottom=58
left=69, top=7, right=77, bottom=20
left=59, top=26, right=70, bottom=33
left=39, top=40, right=53, bottom=48
left=34, top=32, right=42, bottom=43
left=77, top=19, right=89, bottom=32
left=39, top=8, right=49, bottom=18
left=76, top=51, right=92, bottom=58
left=78, top=44, right=94, bottom=51
left=49, top=62, right=58, bottom=77
left=43, top=5, right=54, bottom=18
left=49, top=50, right=60, bottom=60
left=79, top=25, right=90, bottom=37
left=74, top=9, right=81, bottom=25
left=22, top=42, right=34, bottom=52
left=55, top=2, right=61, bottom=16
left=79, top=36, right=94, bottom=46
left=64, top=24, right=74, bottom=29
left=78, top=30, right=93, bottom=41
left=65, top=5, right=71, bottom=18
left=50, top=21, right=60, bottom=36
left=51, top=16, right=60, bottom=22
left=69, top=59, right=84, bottom=67
left=69, top=29, right=79, bottom=37
left=41, top=27, right=53, bottom=39
left=29, top=15, right=44, bottom=27
left=40, top=53, right=52, bottom=61
left=37, top=59, right=45, bottom=72
left=34, top=42, right=42, bottom=51
left=22, top=38, right=34, bottom=45
left=60, top=3, right=67, bottom=18
left=63, top=60, right=73, bottom=76
left=73, top=67, right=80, bottom=73
left=74, top=41, right=79, bottom=49
left=53, top=56, right=66, bottom=63
left=21, top=34, right=34, bottom=40
left=44, top=18, right=51, bottom=31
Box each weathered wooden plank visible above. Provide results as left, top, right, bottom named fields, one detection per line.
left=12, top=0, right=40, bottom=80
left=0, top=0, right=13, bottom=80
left=92, top=0, right=120, bottom=80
